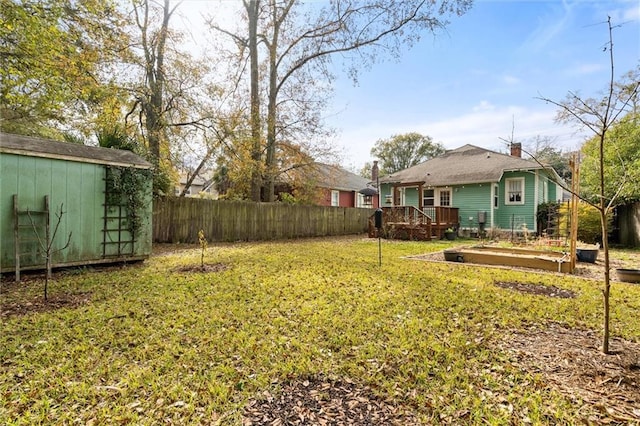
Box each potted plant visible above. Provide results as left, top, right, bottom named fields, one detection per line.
left=444, top=227, right=457, bottom=241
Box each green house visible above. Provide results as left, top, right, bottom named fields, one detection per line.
left=0, top=133, right=153, bottom=276
left=378, top=144, right=563, bottom=234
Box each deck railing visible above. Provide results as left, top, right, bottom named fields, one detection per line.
left=423, top=206, right=460, bottom=226
left=369, top=206, right=460, bottom=240
left=383, top=206, right=431, bottom=225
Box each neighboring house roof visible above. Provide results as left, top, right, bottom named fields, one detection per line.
left=312, top=163, right=371, bottom=192
left=0, top=132, right=152, bottom=169
left=379, top=144, right=558, bottom=186
left=179, top=172, right=207, bottom=187
left=178, top=170, right=217, bottom=193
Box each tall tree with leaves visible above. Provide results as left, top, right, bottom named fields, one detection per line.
left=580, top=111, right=640, bottom=205
left=371, top=132, right=445, bottom=175
left=538, top=18, right=639, bottom=354
left=210, top=0, right=472, bottom=202
left=0, top=0, right=129, bottom=137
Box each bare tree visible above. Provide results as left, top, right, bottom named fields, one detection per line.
left=130, top=0, right=178, bottom=165
left=537, top=17, right=639, bottom=354
left=210, top=0, right=472, bottom=202
left=27, top=204, right=72, bottom=301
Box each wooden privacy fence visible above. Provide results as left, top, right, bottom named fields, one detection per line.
left=153, top=197, right=374, bottom=243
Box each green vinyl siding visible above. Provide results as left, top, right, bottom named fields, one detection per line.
left=451, top=183, right=492, bottom=230
left=403, top=187, right=420, bottom=206
left=379, top=169, right=555, bottom=233
left=537, top=172, right=544, bottom=204
left=380, top=183, right=393, bottom=206
left=1, top=152, right=152, bottom=272
left=494, top=171, right=537, bottom=232
left=548, top=178, right=561, bottom=202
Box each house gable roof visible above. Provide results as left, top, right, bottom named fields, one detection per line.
left=379, top=144, right=552, bottom=186
left=312, top=163, right=371, bottom=192
left=0, top=132, right=153, bottom=169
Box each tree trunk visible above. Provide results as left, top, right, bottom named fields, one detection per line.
left=140, top=0, right=171, bottom=167
left=264, top=7, right=280, bottom=203
left=599, top=129, right=611, bottom=354
left=247, top=0, right=262, bottom=202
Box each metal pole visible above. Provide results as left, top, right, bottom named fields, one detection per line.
left=371, top=161, right=382, bottom=266
left=377, top=174, right=381, bottom=266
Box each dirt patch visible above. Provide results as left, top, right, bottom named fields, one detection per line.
left=172, top=263, right=229, bottom=273
left=0, top=287, right=92, bottom=318
left=494, top=281, right=576, bottom=298
left=243, top=374, right=420, bottom=425
left=242, top=323, right=640, bottom=424
left=500, top=322, right=640, bottom=423
left=0, top=263, right=139, bottom=318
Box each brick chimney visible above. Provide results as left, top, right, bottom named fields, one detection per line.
left=510, top=142, right=522, bottom=157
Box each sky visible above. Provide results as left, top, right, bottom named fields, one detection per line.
left=177, top=0, right=640, bottom=172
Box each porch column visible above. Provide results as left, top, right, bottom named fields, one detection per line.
left=418, top=184, right=423, bottom=210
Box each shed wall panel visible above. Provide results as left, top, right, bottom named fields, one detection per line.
left=1, top=152, right=152, bottom=273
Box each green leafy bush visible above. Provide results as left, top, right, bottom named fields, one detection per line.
left=559, top=202, right=612, bottom=244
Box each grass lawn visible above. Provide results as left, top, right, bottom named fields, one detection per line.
left=1, top=236, right=639, bottom=424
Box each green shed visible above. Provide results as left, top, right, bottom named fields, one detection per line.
left=1, top=132, right=153, bottom=277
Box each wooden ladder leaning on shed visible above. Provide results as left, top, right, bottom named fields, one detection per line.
left=13, top=195, right=49, bottom=282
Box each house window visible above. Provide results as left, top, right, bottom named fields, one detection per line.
left=357, top=193, right=371, bottom=208
left=439, top=189, right=451, bottom=206
left=331, top=190, right=340, bottom=206
left=543, top=180, right=548, bottom=203
left=494, top=184, right=499, bottom=208
left=422, top=189, right=434, bottom=206
left=505, top=178, right=524, bottom=205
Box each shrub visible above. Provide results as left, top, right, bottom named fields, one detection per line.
left=559, top=202, right=612, bottom=244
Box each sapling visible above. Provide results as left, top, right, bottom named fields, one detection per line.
left=198, top=229, right=208, bottom=269
left=26, top=203, right=72, bottom=301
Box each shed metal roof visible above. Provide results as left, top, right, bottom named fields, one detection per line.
left=0, top=132, right=153, bottom=169
left=379, top=144, right=556, bottom=186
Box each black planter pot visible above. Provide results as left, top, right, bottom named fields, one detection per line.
left=444, top=232, right=456, bottom=241
left=616, top=268, right=640, bottom=283
left=443, top=250, right=464, bottom=262
left=576, top=248, right=598, bottom=263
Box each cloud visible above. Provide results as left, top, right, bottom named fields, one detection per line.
left=503, top=75, right=521, bottom=86
left=417, top=103, right=589, bottom=151
left=519, top=2, right=576, bottom=54
left=623, top=3, right=640, bottom=21
left=563, top=62, right=606, bottom=77
left=601, top=1, right=640, bottom=23
left=337, top=102, right=590, bottom=167
left=472, top=101, right=496, bottom=112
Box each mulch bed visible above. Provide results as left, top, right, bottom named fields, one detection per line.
left=242, top=375, right=420, bottom=425
left=0, top=289, right=92, bottom=318
left=499, top=322, right=640, bottom=424
left=172, top=263, right=229, bottom=273
left=494, top=281, right=576, bottom=298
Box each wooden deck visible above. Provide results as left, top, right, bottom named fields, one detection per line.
left=368, top=206, right=459, bottom=241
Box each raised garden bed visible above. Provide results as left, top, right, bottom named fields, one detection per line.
left=443, top=245, right=572, bottom=273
